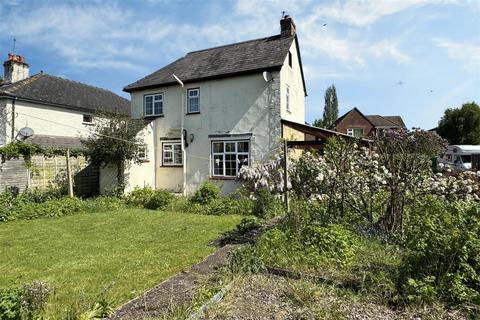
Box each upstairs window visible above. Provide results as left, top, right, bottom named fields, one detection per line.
left=82, top=114, right=93, bottom=124
left=286, top=85, right=290, bottom=112
left=211, top=140, right=249, bottom=177
left=347, top=128, right=364, bottom=138
left=288, top=51, right=292, bottom=68
left=187, top=88, right=200, bottom=114
left=144, top=93, right=163, bottom=116
left=162, top=142, right=182, bottom=166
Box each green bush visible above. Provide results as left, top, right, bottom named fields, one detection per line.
left=190, top=181, right=220, bottom=205
left=144, top=190, right=175, bottom=210
left=301, top=224, right=357, bottom=267
left=399, top=196, right=480, bottom=306
left=80, top=196, right=126, bottom=213
left=252, top=189, right=282, bottom=218
left=21, top=187, right=65, bottom=203
left=125, top=187, right=155, bottom=208
left=0, top=286, right=21, bottom=320
left=236, top=216, right=263, bottom=233
left=0, top=281, right=50, bottom=320
left=0, top=196, right=83, bottom=221
left=256, top=228, right=296, bottom=267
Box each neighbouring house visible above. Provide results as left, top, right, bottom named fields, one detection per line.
left=0, top=53, right=132, bottom=194
left=123, top=15, right=309, bottom=194
left=332, top=107, right=406, bottom=138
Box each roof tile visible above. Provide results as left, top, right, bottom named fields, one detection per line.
left=124, top=35, right=295, bottom=91
left=0, top=73, right=130, bottom=115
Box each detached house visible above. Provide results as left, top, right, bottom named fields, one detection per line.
left=124, top=15, right=307, bottom=194
left=0, top=53, right=130, bottom=194
left=332, top=107, right=406, bottom=138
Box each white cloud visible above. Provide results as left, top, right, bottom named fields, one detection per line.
left=308, top=0, right=432, bottom=27
left=433, top=38, right=480, bottom=71
left=0, top=0, right=414, bottom=76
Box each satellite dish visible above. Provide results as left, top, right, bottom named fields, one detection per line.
left=18, top=127, right=34, bottom=139
left=263, top=71, right=273, bottom=82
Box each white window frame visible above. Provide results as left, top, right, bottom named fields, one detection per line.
left=82, top=114, right=93, bottom=124
left=211, top=140, right=250, bottom=178
left=286, top=85, right=290, bottom=112
left=138, top=145, right=149, bottom=162
left=187, top=88, right=200, bottom=114
left=162, top=142, right=182, bottom=166
left=144, top=93, right=163, bottom=117
left=347, top=128, right=364, bottom=137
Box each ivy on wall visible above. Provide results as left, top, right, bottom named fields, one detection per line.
left=0, top=142, right=86, bottom=168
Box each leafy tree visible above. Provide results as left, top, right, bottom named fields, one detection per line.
left=437, top=102, right=480, bottom=145
left=375, top=129, right=447, bottom=233
left=312, top=118, right=323, bottom=128
left=82, top=113, right=146, bottom=192
left=322, top=84, right=339, bottom=128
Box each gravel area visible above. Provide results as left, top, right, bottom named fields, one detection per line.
left=204, top=274, right=468, bottom=320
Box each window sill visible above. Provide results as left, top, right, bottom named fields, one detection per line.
left=161, top=165, right=183, bottom=168
left=144, top=115, right=164, bottom=119
left=82, top=122, right=94, bottom=126
left=186, top=112, right=200, bottom=115
left=210, top=176, right=236, bottom=180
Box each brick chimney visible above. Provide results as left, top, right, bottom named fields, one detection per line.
left=280, top=15, right=296, bottom=38
left=3, top=53, right=29, bottom=84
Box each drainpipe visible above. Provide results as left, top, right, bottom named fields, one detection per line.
left=11, top=96, right=16, bottom=142
left=173, top=74, right=186, bottom=196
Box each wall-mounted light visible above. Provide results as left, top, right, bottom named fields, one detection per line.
left=189, top=133, right=194, bottom=144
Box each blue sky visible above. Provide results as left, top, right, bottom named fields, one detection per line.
left=0, top=0, right=479, bottom=129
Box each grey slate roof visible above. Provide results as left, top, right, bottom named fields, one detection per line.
left=24, top=134, right=85, bottom=149
left=124, top=35, right=296, bottom=92
left=0, top=73, right=130, bottom=115
left=366, top=115, right=406, bottom=127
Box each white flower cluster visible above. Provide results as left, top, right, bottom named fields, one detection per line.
left=238, top=142, right=479, bottom=210
left=238, top=155, right=291, bottom=192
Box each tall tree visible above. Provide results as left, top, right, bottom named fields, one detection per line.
left=323, top=84, right=339, bottom=128
left=313, top=85, right=338, bottom=128
left=82, top=113, right=146, bottom=192
left=437, top=102, right=480, bottom=145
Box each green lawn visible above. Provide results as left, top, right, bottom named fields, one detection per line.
left=0, top=209, right=241, bottom=316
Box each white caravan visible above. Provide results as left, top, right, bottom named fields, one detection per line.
left=439, top=145, right=480, bottom=171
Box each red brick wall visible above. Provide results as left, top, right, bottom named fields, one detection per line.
left=335, top=109, right=375, bottom=138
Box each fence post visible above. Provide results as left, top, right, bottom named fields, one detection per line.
left=283, top=139, right=289, bottom=212
left=66, top=149, right=74, bottom=197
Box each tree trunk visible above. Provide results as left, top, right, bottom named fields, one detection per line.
left=116, top=161, right=125, bottom=193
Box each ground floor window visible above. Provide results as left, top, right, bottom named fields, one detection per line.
left=211, top=140, right=249, bottom=177
left=138, top=145, right=149, bottom=162
left=162, top=142, right=182, bottom=166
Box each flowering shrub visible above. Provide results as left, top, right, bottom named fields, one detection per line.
left=238, top=156, right=288, bottom=192
left=238, top=133, right=477, bottom=235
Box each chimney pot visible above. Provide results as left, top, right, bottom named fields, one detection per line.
left=280, top=15, right=296, bottom=38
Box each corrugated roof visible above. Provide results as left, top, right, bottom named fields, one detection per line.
left=24, top=134, right=85, bottom=149
left=0, top=73, right=130, bottom=115
left=124, top=35, right=296, bottom=92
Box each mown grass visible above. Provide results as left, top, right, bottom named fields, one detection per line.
left=0, top=209, right=242, bottom=316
